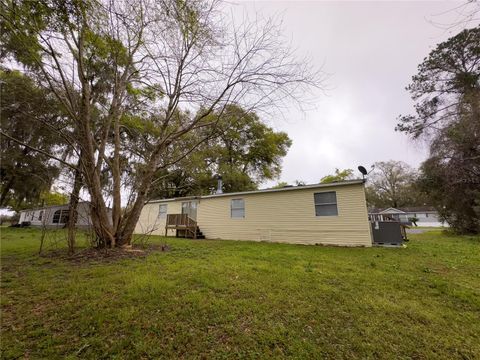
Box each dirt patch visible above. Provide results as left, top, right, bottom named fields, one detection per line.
left=42, top=244, right=171, bottom=264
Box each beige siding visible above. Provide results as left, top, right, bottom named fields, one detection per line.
left=135, top=183, right=372, bottom=247
left=135, top=201, right=182, bottom=236
left=197, top=184, right=371, bottom=246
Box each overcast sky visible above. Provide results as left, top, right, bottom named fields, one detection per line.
left=229, top=1, right=479, bottom=187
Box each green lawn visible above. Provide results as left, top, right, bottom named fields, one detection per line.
left=1, top=227, right=479, bottom=359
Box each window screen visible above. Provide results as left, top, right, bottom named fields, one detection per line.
left=158, top=204, right=168, bottom=218
left=231, top=199, right=245, bottom=218
left=314, top=191, right=338, bottom=216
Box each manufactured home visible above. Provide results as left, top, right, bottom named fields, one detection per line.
left=18, top=202, right=97, bottom=228
left=369, top=207, right=446, bottom=227
left=135, top=180, right=373, bottom=247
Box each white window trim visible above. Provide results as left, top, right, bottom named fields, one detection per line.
left=231, top=198, right=245, bottom=219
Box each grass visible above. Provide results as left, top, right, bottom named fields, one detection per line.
left=1, top=227, right=479, bottom=359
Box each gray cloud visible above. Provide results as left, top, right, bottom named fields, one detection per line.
left=231, top=1, right=478, bottom=186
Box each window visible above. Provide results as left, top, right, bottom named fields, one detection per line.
left=158, top=204, right=168, bottom=219
left=314, top=191, right=338, bottom=216
left=425, top=213, right=429, bottom=218
left=52, top=209, right=69, bottom=224
left=231, top=199, right=245, bottom=218
left=52, top=210, right=61, bottom=223
left=38, top=211, right=43, bottom=221
left=181, top=201, right=197, bottom=220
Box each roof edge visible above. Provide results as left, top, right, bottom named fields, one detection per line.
left=18, top=201, right=90, bottom=212
left=147, top=179, right=364, bottom=204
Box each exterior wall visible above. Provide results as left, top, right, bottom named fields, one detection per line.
left=135, top=200, right=182, bottom=236
left=137, top=183, right=372, bottom=247
left=198, top=183, right=371, bottom=246
left=44, top=206, right=66, bottom=226
left=18, top=211, right=27, bottom=223
left=18, top=202, right=96, bottom=227
left=19, top=207, right=64, bottom=226
left=405, top=212, right=439, bottom=223
left=74, top=203, right=94, bottom=226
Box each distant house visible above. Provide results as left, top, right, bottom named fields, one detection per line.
left=18, top=202, right=100, bottom=228
left=371, top=207, right=446, bottom=227
left=135, top=179, right=374, bottom=247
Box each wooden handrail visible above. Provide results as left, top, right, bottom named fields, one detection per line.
left=166, top=214, right=196, bottom=227
left=369, top=213, right=400, bottom=222
left=368, top=213, right=412, bottom=225
left=165, top=214, right=197, bottom=239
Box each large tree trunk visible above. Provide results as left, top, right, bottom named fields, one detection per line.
left=0, top=177, right=14, bottom=207
left=74, top=27, right=130, bottom=248
left=77, top=70, right=116, bottom=248
left=81, top=144, right=116, bottom=248
left=117, top=153, right=162, bottom=246
left=66, top=164, right=82, bottom=255
left=110, top=81, right=126, bottom=239
left=117, top=173, right=154, bottom=246
left=112, top=111, right=122, bottom=238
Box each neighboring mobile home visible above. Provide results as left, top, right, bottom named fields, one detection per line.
left=135, top=180, right=373, bottom=246
left=372, top=207, right=446, bottom=227
left=18, top=202, right=96, bottom=228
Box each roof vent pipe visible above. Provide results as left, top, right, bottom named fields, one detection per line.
left=215, top=175, right=223, bottom=194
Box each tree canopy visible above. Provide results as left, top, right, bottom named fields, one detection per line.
left=397, top=27, right=479, bottom=233
left=365, top=161, right=427, bottom=209
left=1, top=0, right=321, bottom=246
left=320, top=168, right=354, bottom=184
left=0, top=69, right=66, bottom=211
left=149, top=105, right=292, bottom=198
left=396, top=27, right=479, bottom=139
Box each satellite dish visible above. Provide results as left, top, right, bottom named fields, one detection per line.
left=358, top=166, right=368, bottom=176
